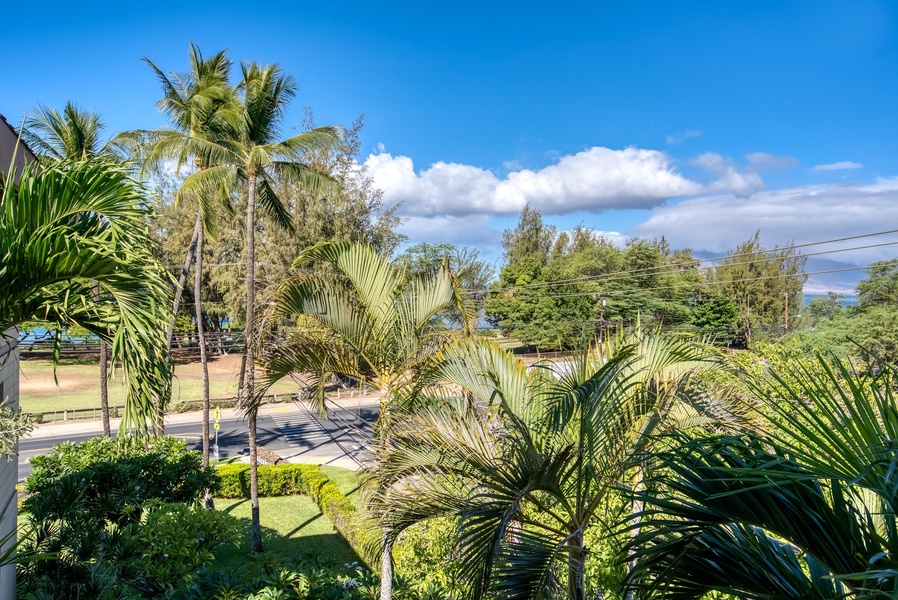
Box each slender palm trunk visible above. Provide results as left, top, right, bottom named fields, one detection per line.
left=380, top=533, right=393, bottom=600
left=166, top=220, right=201, bottom=350
left=156, top=219, right=202, bottom=436
left=379, top=389, right=394, bottom=600
left=194, top=214, right=214, bottom=509
left=99, top=340, right=110, bottom=436
left=245, top=173, right=263, bottom=554
left=94, top=282, right=111, bottom=436
left=567, top=529, right=586, bottom=600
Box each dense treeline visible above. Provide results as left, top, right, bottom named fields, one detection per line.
left=485, top=203, right=808, bottom=350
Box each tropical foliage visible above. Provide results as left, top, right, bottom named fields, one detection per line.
left=368, top=331, right=734, bottom=600
left=627, top=355, right=898, bottom=599
left=0, top=159, right=172, bottom=432
left=19, top=437, right=228, bottom=599
left=259, top=240, right=475, bottom=413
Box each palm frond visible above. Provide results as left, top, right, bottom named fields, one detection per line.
left=1, top=160, right=173, bottom=434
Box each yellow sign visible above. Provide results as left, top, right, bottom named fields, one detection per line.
left=213, top=422, right=220, bottom=431
left=213, top=406, right=222, bottom=431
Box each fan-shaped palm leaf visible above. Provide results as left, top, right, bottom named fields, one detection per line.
left=369, top=331, right=729, bottom=600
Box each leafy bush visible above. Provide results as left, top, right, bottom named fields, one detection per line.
left=134, top=502, right=240, bottom=595
left=18, top=437, right=229, bottom=598
left=26, top=436, right=217, bottom=524
left=392, top=518, right=459, bottom=595
left=217, top=464, right=312, bottom=498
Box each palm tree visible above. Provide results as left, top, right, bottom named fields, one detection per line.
left=1, top=158, right=173, bottom=434
left=258, top=240, right=474, bottom=596
left=169, top=61, right=340, bottom=553
left=23, top=102, right=129, bottom=436
left=140, top=43, right=236, bottom=480
left=369, top=331, right=731, bottom=600
left=626, top=355, right=898, bottom=600
left=22, top=102, right=126, bottom=163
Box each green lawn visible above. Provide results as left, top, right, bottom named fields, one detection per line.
left=320, top=465, right=362, bottom=504
left=19, top=355, right=299, bottom=415
left=213, top=495, right=360, bottom=570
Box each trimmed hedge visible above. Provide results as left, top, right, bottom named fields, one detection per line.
left=215, top=463, right=376, bottom=566
left=217, top=463, right=312, bottom=498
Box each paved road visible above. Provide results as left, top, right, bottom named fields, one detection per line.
left=18, top=399, right=379, bottom=482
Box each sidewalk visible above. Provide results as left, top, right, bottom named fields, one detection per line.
left=27, top=395, right=381, bottom=439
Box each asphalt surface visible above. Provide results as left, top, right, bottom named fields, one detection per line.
left=17, top=399, right=379, bottom=482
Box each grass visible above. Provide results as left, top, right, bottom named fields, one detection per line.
left=320, top=465, right=362, bottom=504
left=213, top=495, right=360, bottom=570
left=19, top=354, right=299, bottom=414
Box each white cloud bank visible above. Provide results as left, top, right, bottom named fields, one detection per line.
left=365, top=146, right=702, bottom=217
left=630, top=178, right=898, bottom=265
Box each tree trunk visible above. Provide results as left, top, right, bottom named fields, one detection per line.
left=248, top=408, right=262, bottom=553
left=245, top=173, right=262, bottom=554
left=94, top=281, right=111, bottom=437
left=237, top=348, right=247, bottom=399
left=99, top=340, right=110, bottom=436
left=567, top=528, right=586, bottom=600
left=380, top=532, right=393, bottom=600
left=625, top=469, right=645, bottom=600
left=93, top=281, right=112, bottom=436
left=156, top=219, right=201, bottom=436
left=195, top=214, right=214, bottom=510
left=166, top=219, right=201, bottom=350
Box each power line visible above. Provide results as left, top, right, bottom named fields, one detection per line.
left=481, top=240, right=898, bottom=296
left=473, top=262, right=893, bottom=304
left=478, top=228, right=898, bottom=295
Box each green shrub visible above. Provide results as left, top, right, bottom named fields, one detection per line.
left=26, top=436, right=217, bottom=524
left=134, top=502, right=240, bottom=595
left=19, top=435, right=227, bottom=600
left=216, top=464, right=314, bottom=498
left=393, top=517, right=460, bottom=593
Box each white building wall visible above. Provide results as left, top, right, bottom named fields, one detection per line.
left=0, top=332, right=19, bottom=600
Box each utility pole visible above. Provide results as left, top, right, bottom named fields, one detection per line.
left=596, top=293, right=608, bottom=356
left=783, top=291, right=789, bottom=331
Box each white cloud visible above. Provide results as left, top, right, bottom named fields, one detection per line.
left=813, top=161, right=863, bottom=171
left=365, top=146, right=702, bottom=217
left=745, top=152, right=800, bottom=172
left=665, top=129, right=703, bottom=145
left=630, top=178, right=898, bottom=266
left=397, top=214, right=503, bottom=247
left=694, top=152, right=766, bottom=197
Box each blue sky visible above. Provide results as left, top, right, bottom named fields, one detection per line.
left=3, top=0, right=898, bottom=292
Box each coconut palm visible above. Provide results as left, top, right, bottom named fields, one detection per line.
left=626, top=355, right=898, bottom=600
left=23, top=102, right=126, bottom=163
left=140, top=43, right=237, bottom=473
left=257, top=240, right=475, bottom=596
left=23, top=101, right=130, bottom=435
left=369, top=331, right=732, bottom=600
left=168, top=61, right=340, bottom=553
left=1, top=158, right=173, bottom=434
